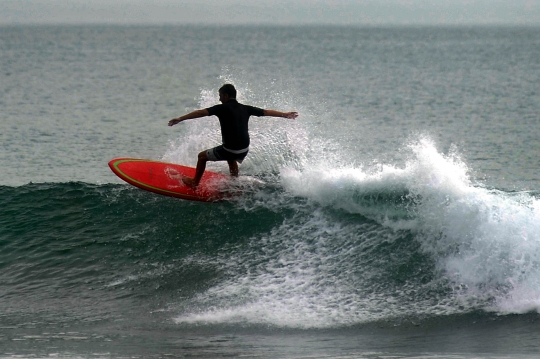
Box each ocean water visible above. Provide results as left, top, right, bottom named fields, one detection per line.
left=1, top=25, right=540, bottom=358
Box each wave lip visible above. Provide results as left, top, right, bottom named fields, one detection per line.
left=175, top=139, right=540, bottom=327
left=3, top=141, right=540, bottom=331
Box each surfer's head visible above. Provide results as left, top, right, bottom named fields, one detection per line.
left=219, top=84, right=236, bottom=103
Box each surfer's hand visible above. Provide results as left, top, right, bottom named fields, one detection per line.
left=285, top=112, right=298, bottom=119
left=168, top=118, right=182, bottom=126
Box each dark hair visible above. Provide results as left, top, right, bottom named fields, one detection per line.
left=219, top=84, right=237, bottom=98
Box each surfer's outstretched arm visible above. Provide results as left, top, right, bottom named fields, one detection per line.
left=263, top=109, right=298, bottom=119
left=168, top=109, right=210, bottom=126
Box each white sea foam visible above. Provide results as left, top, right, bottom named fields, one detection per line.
left=280, top=136, right=540, bottom=317
left=175, top=210, right=415, bottom=328
left=170, top=83, right=540, bottom=328
left=173, top=136, right=540, bottom=328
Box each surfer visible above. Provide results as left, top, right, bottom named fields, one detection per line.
left=168, top=84, right=298, bottom=188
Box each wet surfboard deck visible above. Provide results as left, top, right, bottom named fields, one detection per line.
left=108, top=158, right=230, bottom=202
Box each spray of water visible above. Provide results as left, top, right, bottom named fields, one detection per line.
left=168, top=78, right=540, bottom=328
left=282, top=136, right=540, bottom=317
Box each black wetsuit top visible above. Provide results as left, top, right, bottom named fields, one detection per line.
left=206, top=99, right=265, bottom=151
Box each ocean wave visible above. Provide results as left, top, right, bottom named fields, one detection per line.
left=2, top=140, right=540, bottom=330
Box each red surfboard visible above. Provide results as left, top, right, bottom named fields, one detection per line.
left=108, top=158, right=229, bottom=202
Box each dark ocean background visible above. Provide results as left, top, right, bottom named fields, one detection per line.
left=1, top=25, right=540, bottom=358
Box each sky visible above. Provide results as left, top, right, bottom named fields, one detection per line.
left=1, top=0, right=539, bottom=26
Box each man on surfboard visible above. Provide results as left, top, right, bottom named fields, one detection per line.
left=168, top=84, right=298, bottom=188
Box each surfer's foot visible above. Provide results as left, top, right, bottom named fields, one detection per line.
left=181, top=175, right=198, bottom=189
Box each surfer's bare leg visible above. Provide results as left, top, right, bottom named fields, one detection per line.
left=227, top=160, right=239, bottom=177
left=183, top=151, right=208, bottom=188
